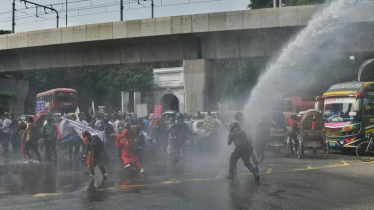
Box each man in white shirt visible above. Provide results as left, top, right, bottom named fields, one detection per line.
left=76, top=112, right=88, bottom=126
left=0, top=113, right=11, bottom=153
left=95, top=115, right=103, bottom=130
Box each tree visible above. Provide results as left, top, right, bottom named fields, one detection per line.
left=248, top=0, right=273, bottom=9
left=248, top=0, right=325, bottom=9
left=0, top=66, right=154, bottom=114
left=222, top=59, right=268, bottom=109
left=0, top=30, right=11, bottom=35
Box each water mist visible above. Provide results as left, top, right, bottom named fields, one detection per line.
left=243, top=0, right=372, bottom=133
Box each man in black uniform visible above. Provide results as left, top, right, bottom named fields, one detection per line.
left=226, top=122, right=259, bottom=181
left=169, top=113, right=194, bottom=164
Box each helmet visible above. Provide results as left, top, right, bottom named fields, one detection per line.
left=176, top=113, right=184, bottom=121
left=124, top=122, right=131, bottom=130
left=234, top=112, right=243, bottom=121
left=230, top=122, right=240, bottom=132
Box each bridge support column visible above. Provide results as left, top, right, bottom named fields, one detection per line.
left=134, top=92, right=141, bottom=116
left=121, top=91, right=129, bottom=114
left=183, top=59, right=213, bottom=115
left=0, top=79, right=28, bottom=115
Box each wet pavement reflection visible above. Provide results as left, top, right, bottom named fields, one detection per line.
left=2, top=150, right=374, bottom=209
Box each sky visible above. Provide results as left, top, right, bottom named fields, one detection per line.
left=0, top=0, right=249, bottom=33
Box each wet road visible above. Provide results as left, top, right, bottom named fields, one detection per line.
left=1, top=147, right=374, bottom=210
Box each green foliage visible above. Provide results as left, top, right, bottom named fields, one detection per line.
left=248, top=0, right=325, bottom=9
left=0, top=66, right=154, bottom=113
left=223, top=59, right=267, bottom=107
left=283, top=0, right=325, bottom=6
left=0, top=91, right=16, bottom=113
left=248, top=0, right=273, bottom=9
left=0, top=30, right=11, bottom=35
left=0, top=91, right=16, bottom=97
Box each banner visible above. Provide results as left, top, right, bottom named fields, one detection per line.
left=218, top=102, right=229, bottom=116
left=59, top=119, right=106, bottom=144
left=153, top=104, right=163, bottom=119
left=35, top=100, right=45, bottom=114
left=203, top=116, right=216, bottom=132
left=136, top=104, right=148, bottom=118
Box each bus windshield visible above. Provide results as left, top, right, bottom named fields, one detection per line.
left=324, top=97, right=358, bottom=122
left=56, top=92, right=66, bottom=101
left=66, top=93, right=76, bottom=101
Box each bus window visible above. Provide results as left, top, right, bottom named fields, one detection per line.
left=66, top=93, right=76, bottom=102
left=56, top=93, right=66, bottom=101
left=364, top=99, right=374, bottom=116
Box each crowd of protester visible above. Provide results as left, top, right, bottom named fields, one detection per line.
left=0, top=111, right=208, bottom=177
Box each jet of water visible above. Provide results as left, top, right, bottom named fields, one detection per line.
left=243, top=0, right=371, bottom=131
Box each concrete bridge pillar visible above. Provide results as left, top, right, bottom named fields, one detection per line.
left=121, top=92, right=129, bottom=114
left=183, top=59, right=213, bottom=115
left=0, top=79, right=28, bottom=114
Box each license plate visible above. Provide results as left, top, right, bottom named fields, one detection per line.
left=329, top=142, right=336, bottom=147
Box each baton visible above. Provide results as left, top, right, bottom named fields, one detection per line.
left=215, top=118, right=230, bottom=132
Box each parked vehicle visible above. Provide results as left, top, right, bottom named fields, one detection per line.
left=322, top=81, right=374, bottom=150
left=297, top=110, right=328, bottom=159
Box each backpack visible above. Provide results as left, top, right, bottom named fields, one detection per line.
left=91, top=135, right=105, bottom=154
left=43, top=124, right=57, bottom=141
left=30, top=124, right=40, bottom=141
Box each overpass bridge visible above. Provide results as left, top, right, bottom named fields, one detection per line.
left=0, top=5, right=338, bottom=72
left=0, top=4, right=373, bottom=114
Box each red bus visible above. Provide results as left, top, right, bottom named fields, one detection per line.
left=36, top=88, right=78, bottom=114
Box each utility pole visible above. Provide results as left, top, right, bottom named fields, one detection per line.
left=120, top=0, right=124, bottom=21
left=66, top=0, right=67, bottom=27
left=151, top=0, right=154, bottom=18
left=12, top=0, right=15, bottom=33
left=19, top=0, right=59, bottom=29
left=140, top=0, right=154, bottom=18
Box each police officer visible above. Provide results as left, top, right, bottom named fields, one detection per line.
left=169, top=113, right=194, bottom=164
left=234, top=112, right=244, bottom=125
left=233, top=112, right=259, bottom=170
left=226, top=122, right=259, bottom=181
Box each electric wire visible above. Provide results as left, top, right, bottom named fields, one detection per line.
left=0, top=0, right=222, bottom=29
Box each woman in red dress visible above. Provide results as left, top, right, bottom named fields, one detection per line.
left=114, top=123, right=144, bottom=174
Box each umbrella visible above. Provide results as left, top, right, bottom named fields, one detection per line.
left=33, top=110, right=50, bottom=128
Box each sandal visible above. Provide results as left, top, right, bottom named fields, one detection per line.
left=28, top=159, right=33, bottom=163
left=102, top=173, right=108, bottom=179
left=88, top=174, right=95, bottom=178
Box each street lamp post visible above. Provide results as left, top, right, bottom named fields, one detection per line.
left=358, top=58, right=374, bottom=82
